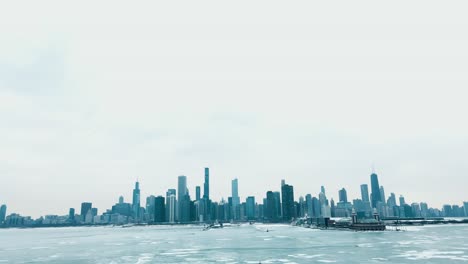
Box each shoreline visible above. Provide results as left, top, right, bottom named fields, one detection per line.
left=1, top=218, right=468, bottom=230
left=0, top=221, right=290, bottom=230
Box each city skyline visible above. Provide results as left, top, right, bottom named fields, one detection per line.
left=1, top=166, right=466, bottom=221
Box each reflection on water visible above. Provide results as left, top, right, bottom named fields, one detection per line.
left=0, top=224, right=467, bottom=263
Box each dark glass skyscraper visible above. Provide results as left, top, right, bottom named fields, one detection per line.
left=281, top=183, right=295, bottom=220
left=399, top=195, right=406, bottom=206
left=305, top=194, right=313, bottom=217
left=179, top=193, right=191, bottom=222
left=312, top=197, right=320, bottom=217
left=202, top=168, right=211, bottom=221
left=132, top=181, right=141, bottom=220
left=379, top=186, right=386, bottom=205
left=177, top=175, right=188, bottom=221
left=112, top=201, right=132, bottom=217
left=232, top=178, right=240, bottom=220
left=273, top=192, right=281, bottom=218
left=246, top=196, right=255, bottom=220
left=360, top=184, right=370, bottom=202
left=203, top=168, right=209, bottom=199
left=80, top=202, right=92, bottom=222
left=177, top=176, right=187, bottom=201
left=387, top=193, right=397, bottom=207
left=339, top=188, right=348, bottom=203
left=68, top=208, right=75, bottom=221
left=265, top=191, right=278, bottom=221
left=146, top=195, right=156, bottom=221
left=195, top=186, right=201, bottom=201
left=0, top=204, right=7, bottom=223
left=154, top=196, right=165, bottom=223
left=370, top=173, right=381, bottom=208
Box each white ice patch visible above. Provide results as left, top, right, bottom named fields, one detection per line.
left=215, top=257, right=235, bottom=262
left=257, top=258, right=291, bottom=263
left=398, top=250, right=468, bottom=261
left=135, top=255, right=153, bottom=264
left=356, top=243, right=373, bottom=248
left=30, top=247, right=51, bottom=250
left=288, top=254, right=324, bottom=259
left=371, top=257, right=388, bottom=261
left=160, top=248, right=200, bottom=256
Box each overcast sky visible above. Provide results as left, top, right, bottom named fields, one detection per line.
left=1, top=1, right=468, bottom=218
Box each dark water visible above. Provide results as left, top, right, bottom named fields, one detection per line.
left=1, top=224, right=467, bottom=263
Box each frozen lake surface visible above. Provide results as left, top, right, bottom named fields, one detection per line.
left=1, top=223, right=467, bottom=263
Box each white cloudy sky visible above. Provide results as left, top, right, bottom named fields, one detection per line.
left=1, top=1, right=467, bottom=217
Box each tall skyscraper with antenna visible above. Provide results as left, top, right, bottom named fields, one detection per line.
left=132, top=180, right=141, bottom=220
left=202, top=168, right=211, bottom=221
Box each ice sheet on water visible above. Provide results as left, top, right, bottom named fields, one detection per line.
left=397, top=249, right=468, bottom=261
left=2, top=223, right=468, bottom=263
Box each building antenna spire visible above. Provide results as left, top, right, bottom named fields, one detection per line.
left=371, top=162, right=375, bottom=174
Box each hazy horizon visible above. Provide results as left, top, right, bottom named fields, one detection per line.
left=1, top=1, right=468, bottom=218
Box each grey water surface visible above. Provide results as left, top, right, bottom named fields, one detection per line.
left=1, top=224, right=467, bottom=263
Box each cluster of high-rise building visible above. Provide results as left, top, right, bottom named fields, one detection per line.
left=0, top=205, right=7, bottom=224
left=1, top=168, right=467, bottom=227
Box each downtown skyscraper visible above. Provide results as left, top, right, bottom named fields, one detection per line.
left=265, top=191, right=278, bottom=221
left=195, top=186, right=201, bottom=201
left=245, top=196, right=255, bottom=220
left=370, top=172, right=382, bottom=208
left=201, top=167, right=212, bottom=221
left=80, top=202, right=92, bottom=222
left=166, top=190, right=176, bottom=223
left=339, top=188, right=348, bottom=203
left=154, top=196, right=165, bottom=223
left=203, top=168, right=209, bottom=200
left=177, top=175, right=190, bottom=222
left=360, top=184, right=370, bottom=202
left=232, top=178, right=240, bottom=220
left=132, top=181, right=141, bottom=220
left=359, top=184, right=372, bottom=216
left=165, top=189, right=176, bottom=222
left=281, top=182, right=295, bottom=221
left=0, top=204, right=6, bottom=223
